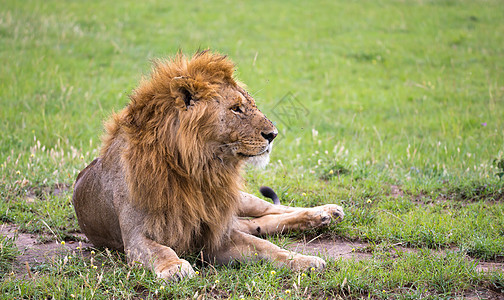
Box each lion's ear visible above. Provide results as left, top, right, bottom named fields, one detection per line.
left=172, top=76, right=197, bottom=110
left=179, top=85, right=194, bottom=108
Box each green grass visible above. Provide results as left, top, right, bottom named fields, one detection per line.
left=1, top=0, right=504, bottom=298
left=0, top=235, right=18, bottom=279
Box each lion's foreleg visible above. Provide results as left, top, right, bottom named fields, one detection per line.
left=117, top=205, right=195, bottom=282
left=122, top=233, right=195, bottom=281
left=238, top=192, right=300, bottom=217
left=209, top=229, right=325, bottom=271
left=238, top=191, right=345, bottom=236
left=237, top=207, right=332, bottom=236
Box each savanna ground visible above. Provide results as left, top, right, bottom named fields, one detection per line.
left=1, top=0, right=504, bottom=298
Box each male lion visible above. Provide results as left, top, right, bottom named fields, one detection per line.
left=73, top=51, right=344, bottom=281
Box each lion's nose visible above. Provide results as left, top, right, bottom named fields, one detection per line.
left=261, top=131, right=277, bottom=143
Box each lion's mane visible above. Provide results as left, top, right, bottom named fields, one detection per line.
left=100, top=51, right=243, bottom=254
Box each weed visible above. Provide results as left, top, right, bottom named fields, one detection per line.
left=494, top=158, right=504, bottom=179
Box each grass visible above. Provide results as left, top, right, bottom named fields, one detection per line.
left=0, top=236, right=18, bottom=279
left=1, top=246, right=503, bottom=299
left=1, top=0, right=504, bottom=298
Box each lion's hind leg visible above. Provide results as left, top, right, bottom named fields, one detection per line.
left=72, top=158, right=124, bottom=250
left=209, top=229, right=325, bottom=272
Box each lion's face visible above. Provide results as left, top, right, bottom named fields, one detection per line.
left=211, top=84, right=277, bottom=167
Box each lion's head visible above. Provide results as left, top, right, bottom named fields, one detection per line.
left=101, top=51, right=277, bottom=252
left=116, top=51, right=277, bottom=172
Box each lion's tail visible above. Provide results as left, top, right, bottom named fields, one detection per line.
left=259, top=186, right=280, bottom=205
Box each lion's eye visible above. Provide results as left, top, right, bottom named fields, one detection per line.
left=230, top=105, right=243, bottom=114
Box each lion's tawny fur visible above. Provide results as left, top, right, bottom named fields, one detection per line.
left=100, top=52, right=242, bottom=254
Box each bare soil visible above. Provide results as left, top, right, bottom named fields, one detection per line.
left=1, top=224, right=92, bottom=278
left=288, top=238, right=504, bottom=273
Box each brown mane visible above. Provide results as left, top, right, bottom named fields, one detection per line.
left=100, top=51, right=242, bottom=253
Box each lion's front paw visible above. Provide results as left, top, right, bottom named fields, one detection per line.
left=303, top=204, right=344, bottom=228
left=289, top=254, right=326, bottom=272
left=155, top=259, right=195, bottom=282
left=306, top=209, right=332, bottom=228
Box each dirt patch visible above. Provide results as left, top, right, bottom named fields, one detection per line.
left=0, top=224, right=92, bottom=278
left=390, top=185, right=404, bottom=198
left=463, top=289, right=504, bottom=300
left=477, top=261, right=504, bottom=273
left=288, top=238, right=504, bottom=273
left=287, top=238, right=372, bottom=261
left=24, top=183, right=70, bottom=202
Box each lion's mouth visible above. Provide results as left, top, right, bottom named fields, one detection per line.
left=237, top=142, right=273, bottom=159
left=238, top=153, right=258, bottom=158
left=243, top=146, right=272, bottom=168
left=238, top=151, right=266, bottom=158
left=238, top=147, right=270, bottom=158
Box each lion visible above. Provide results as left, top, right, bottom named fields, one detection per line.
left=72, top=51, right=344, bottom=281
